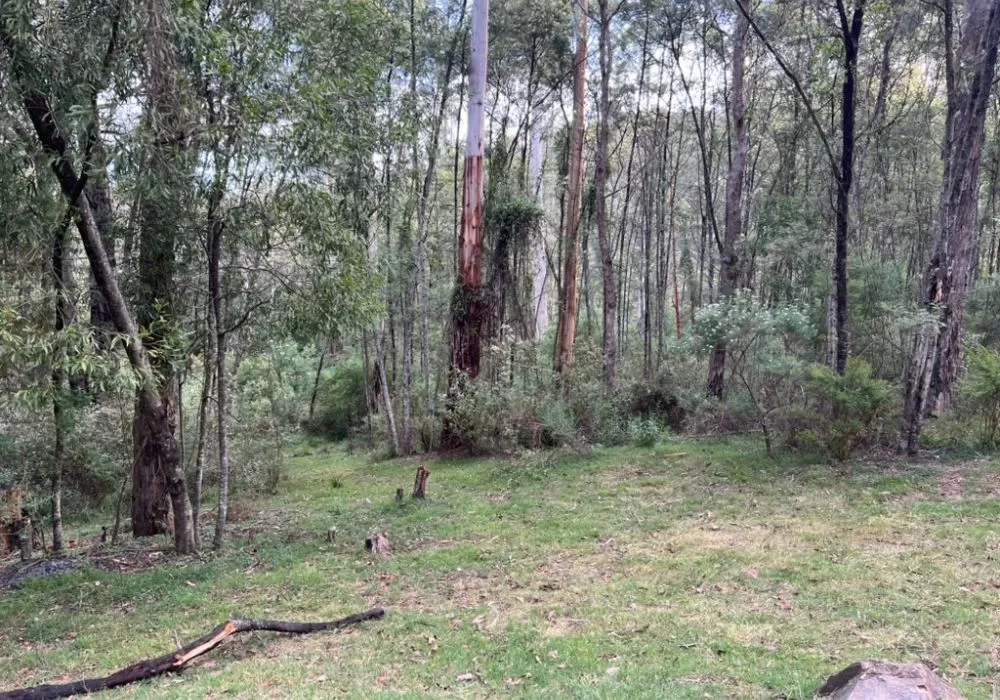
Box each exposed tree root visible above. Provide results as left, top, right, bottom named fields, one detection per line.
left=0, top=607, right=385, bottom=699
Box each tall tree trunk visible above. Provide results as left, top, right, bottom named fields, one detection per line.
left=530, top=126, right=550, bottom=339
left=209, top=211, right=230, bottom=549
left=375, top=322, right=400, bottom=454
left=707, top=3, right=750, bottom=399
left=625, top=12, right=651, bottom=373
left=404, top=0, right=468, bottom=454
left=833, top=0, right=865, bottom=375
left=131, top=0, right=195, bottom=539
left=595, top=0, right=618, bottom=391
left=308, top=342, right=326, bottom=423
left=442, top=0, right=489, bottom=447
left=554, top=0, right=588, bottom=378
left=401, top=0, right=420, bottom=457
left=84, top=7, right=121, bottom=350
left=902, top=0, right=1000, bottom=454
left=582, top=209, right=594, bottom=339
left=670, top=114, right=685, bottom=340
left=21, top=92, right=196, bottom=555
left=733, top=0, right=859, bottom=374
left=191, top=326, right=215, bottom=552
left=86, top=133, right=116, bottom=349
left=50, top=217, right=76, bottom=554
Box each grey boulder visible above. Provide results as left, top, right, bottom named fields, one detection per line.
left=817, top=660, right=965, bottom=700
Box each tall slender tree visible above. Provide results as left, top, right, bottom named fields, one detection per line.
left=554, top=0, right=589, bottom=378
left=443, top=0, right=490, bottom=446
left=707, top=0, right=750, bottom=398
left=832, top=0, right=866, bottom=375
left=735, top=0, right=864, bottom=375
left=595, top=0, right=621, bottom=391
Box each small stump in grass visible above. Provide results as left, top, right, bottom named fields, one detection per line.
left=817, top=660, right=965, bottom=699
left=412, top=466, right=430, bottom=499
left=365, top=532, right=391, bottom=557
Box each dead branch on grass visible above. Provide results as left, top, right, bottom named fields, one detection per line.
left=0, top=607, right=385, bottom=699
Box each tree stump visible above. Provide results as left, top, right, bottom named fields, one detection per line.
left=0, top=486, right=24, bottom=556
left=365, top=532, right=391, bottom=556
left=817, top=660, right=965, bottom=699
left=412, top=466, right=430, bottom=499
left=18, top=518, right=32, bottom=562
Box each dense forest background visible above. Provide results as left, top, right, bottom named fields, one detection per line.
left=3, top=0, right=1000, bottom=554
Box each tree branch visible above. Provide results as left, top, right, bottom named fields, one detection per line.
left=732, top=0, right=841, bottom=180
left=0, top=608, right=385, bottom=700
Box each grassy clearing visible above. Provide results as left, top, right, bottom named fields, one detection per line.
left=1, top=439, right=998, bottom=698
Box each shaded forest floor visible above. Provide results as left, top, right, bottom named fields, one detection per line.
left=1, top=439, right=998, bottom=698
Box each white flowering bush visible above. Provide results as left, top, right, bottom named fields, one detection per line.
left=688, top=293, right=816, bottom=454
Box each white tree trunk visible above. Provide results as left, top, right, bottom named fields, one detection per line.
left=442, top=0, right=489, bottom=448
left=457, top=0, right=488, bottom=289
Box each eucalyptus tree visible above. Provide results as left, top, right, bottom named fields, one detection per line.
left=554, top=0, right=588, bottom=379
left=707, top=0, right=750, bottom=399
left=1, top=0, right=197, bottom=552
left=595, top=0, right=625, bottom=392
left=734, top=0, right=865, bottom=377
left=902, top=0, right=1000, bottom=454
left=194, top=0, right=387, bottom=538
left=443, top=0, right=489, bottom=448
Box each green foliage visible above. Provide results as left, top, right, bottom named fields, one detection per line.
left=232, top=342, right=322, bottom=494
left=804, top=359, right=893, bottom=459
left=687, top=295, right=815, bottom=450
left=439, top=338, right=628, bottom=454
left=967, top=274, right=1000, bottom=348
left=849, top=260, right=920, bottom=380
left=626, top=416, right=662, bottom=448
left=959, top=344, right=1000, bottom=447
left=485, top=195, right=543, bottom=251
left=563, top=342, right=627, bottom=445
left=304, top=357, right=368, bottom=440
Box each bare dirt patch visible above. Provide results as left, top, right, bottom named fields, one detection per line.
left=92, top=548, right=170, bottom=574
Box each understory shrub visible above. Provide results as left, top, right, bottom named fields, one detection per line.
left=958, top=343, right=1000, bottom=447
left=840, top=344, right=1000, bottom=452
left=304, top=358, right=367, bottom=439
left=444, top=375, right=582, bottom=454
left=803, top=359, right=892, bottom=459
left=626, top=416, right=662, bottom=447
left=625, top=379, right=686, bottom=431
left=688, top=295, right=815, bottom=454
left=429, top=335, right=631, bottom=454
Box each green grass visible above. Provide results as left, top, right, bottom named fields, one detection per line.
left=1, top=438, right=999, bottom=698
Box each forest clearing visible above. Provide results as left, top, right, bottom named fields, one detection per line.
left=6, top=0, right=1000, bottom=696
left=1, top=440, right=998, bottom=698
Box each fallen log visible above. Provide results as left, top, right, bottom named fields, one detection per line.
left=0, top=607, right=385, bottom=700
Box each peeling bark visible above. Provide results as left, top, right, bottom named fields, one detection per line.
left=902, top=0, right=1000, bottom=453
